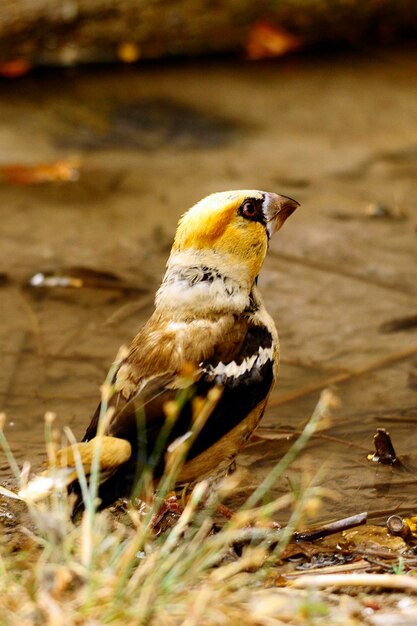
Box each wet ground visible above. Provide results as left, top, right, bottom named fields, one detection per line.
left=1, top=46, right=417, bottom=526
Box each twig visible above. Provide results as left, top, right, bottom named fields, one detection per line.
left=290, top=572, right=417, bottom=592
left=367, top=506, right=413, bottom=520
left=379, top=313, right=417, bottom=333
left=254, top=428, right=369, bottom=452
left=377, top=414, right=417, bottom=424
left=0, top=329, right=28, bottom=401
left=0, top=349, right=105, bottom=363
left=279, top=355, right=348, bottom=374
left=269, top=344, right=417, bottom=407
left=285, top=559, right=372, bottom=577
left=353, top=548, right=400, bottom=560
left=104, top=294, right=154, bottom=326
left=363, top=556, right=395, bottom=572
left=17, top=288, right=45, bottom=357
left=293, top=511, right=368, bottom=542
left=0, top=390, right=98, bottom=399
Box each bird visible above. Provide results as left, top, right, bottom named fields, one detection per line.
left=19, top=190, right=299, bottom=511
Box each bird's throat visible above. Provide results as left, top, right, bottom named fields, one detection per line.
left=155, top=257, right=253, bottom=316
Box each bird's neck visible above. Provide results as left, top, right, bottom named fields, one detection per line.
left=155, top=249, right=256, bottom=316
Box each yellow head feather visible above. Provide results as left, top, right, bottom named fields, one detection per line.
left=172, top=190, right=269, bottom=281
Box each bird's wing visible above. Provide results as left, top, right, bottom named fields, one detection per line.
left=82, top=371, right=177, bottom=444
left=185, top=322, right=276, bottom=462
left=83, top=321, right=276, bottom=478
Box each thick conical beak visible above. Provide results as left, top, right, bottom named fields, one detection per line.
left=264, top=193, right=300, bottom=238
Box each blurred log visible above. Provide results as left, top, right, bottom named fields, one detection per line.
left=0, top=0, right=416, bottom=68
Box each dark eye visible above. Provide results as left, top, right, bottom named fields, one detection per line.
left=241, top=200, right=261, bottom=220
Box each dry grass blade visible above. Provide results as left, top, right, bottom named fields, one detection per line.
left=291, top=573, right=417, bottom=593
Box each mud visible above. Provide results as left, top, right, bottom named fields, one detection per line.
left=0, top=47, right=417, bottom=527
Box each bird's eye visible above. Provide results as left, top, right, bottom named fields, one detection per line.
left=241, top=200, right=261, bottom=220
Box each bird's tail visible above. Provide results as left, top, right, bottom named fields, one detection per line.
left=18, top=436, right=132, bottom=503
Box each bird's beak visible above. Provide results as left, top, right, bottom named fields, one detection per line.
left=264, top=193, right=300, bottom=238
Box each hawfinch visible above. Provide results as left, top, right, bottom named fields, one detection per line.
left=24, top=190, right=299, bottom=508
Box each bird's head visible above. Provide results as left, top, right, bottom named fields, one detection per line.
left=173, top=190, right=298, bottom=280
left=157, top=190, right=299, bottom=314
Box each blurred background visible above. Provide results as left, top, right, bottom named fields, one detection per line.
left=1, top=0, right=417, bottom=524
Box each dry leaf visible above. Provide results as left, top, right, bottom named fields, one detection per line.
left=246, top=21, right=302, bottom=60
left=117, top=42, right=141, bottom=63
left=1, top=159, right=80, bottom=185
left=0, top=59, right=32, bottom=78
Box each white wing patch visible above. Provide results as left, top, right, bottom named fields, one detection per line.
left=203, top=345, right=274, bottom=380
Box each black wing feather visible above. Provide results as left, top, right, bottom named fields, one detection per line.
left=81, top=323, right=274, bottom=506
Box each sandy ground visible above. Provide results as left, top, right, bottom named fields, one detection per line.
left=0, top=46, right=417, bottom=530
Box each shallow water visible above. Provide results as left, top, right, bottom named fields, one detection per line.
left=1, top=49, right=417, bottom=527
